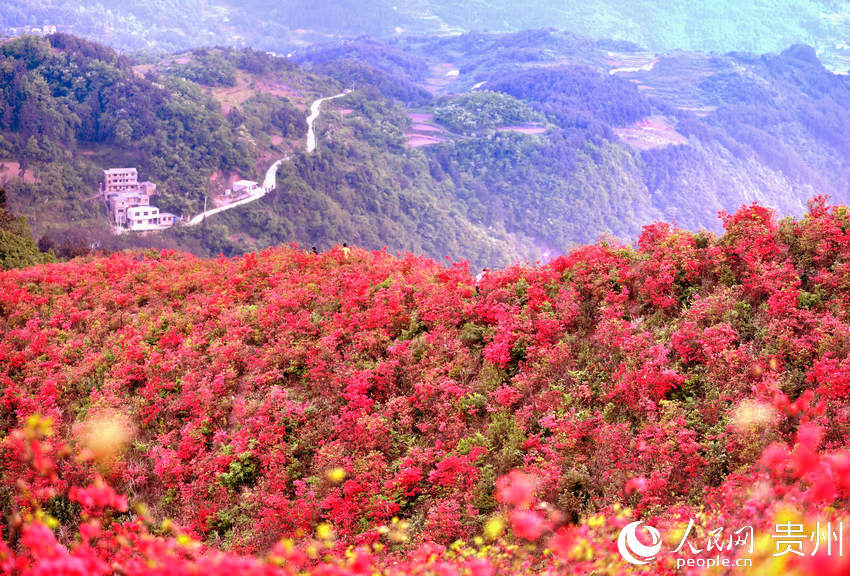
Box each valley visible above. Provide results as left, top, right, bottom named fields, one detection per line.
left=2, top=30, right=850, bottom=271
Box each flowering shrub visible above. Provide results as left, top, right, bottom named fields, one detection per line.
left=2, top=198, right=850, bottom=574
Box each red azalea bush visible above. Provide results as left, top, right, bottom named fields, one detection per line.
left=2, top=197, right=850, bottom=574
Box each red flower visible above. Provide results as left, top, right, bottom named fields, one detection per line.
left=508, top=509, right=547, bottom=541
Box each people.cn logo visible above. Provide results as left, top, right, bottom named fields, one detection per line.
left=617, top=521, right=663, bottom=565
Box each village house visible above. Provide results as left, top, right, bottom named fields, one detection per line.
left=8, top=25, right=57, bottom=36
left=101, top=168, right=176, bottom=230
left=226, top=179, right=259, bottom=197
left=126, top=206, right=179, bottom=230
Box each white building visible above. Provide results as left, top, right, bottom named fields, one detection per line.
left=229, top=180, right=259, bottom=196
left=126, top=206, right=178, bottom=230
left=127, top=206, right=161, bottom=229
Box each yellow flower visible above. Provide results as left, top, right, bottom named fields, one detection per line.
left=484, top=516, right=505, bottom=540
left=326, top=467, right=347, bottom=483
left=25, top=414, right=53, bottom=437
left=316, top=522, right=334, bottom=541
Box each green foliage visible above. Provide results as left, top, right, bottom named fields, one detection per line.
left=476, top=362, right=506, bottom=393
left=557, top=465, right=595, bottom=521
left=239, top=94, right=303, bottom=139
left=45, top=494, right=81, bottom=527
left=471, top=464, right=497, bottom=513
left=798, top=287, right=826, bottom=310
left=458, top=392, right=488, bottom=412
left=171, top=49, right=237, bottom=86
left=485, top=411, right=526, bottom=474
left=433, top=91, right=541, bottom=132
left=0, top=35, right=255, bottom=220
left=209, top=505, right=238, bottom=536
left=459, top=322, right=489, bottom=346
left=0, top=208, right=54, bottom=270
left=219, top=452, right=261, bottom=490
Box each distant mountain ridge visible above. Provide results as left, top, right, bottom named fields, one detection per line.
left=5, top=1, right=850, bottom=73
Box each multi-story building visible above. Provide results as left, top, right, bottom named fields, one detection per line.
left=102, top=168, right=139, bottom=194
left=101, top=168, right=175, bottom=230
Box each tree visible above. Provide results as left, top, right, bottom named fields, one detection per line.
left=114, top=118, right=133, bottom=147
left=0, top=207, right=54, bottom=269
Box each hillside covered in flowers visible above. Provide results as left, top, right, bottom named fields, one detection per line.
left=2, top=198, right=850, bottom=574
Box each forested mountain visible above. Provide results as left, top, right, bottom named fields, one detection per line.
left=0, top=34, right=530, bottom=267
left=294, top=31, right=850, bottom=258
left=5, top=31, right=850, bottom=269
left=0, top=35, right=292, bottom=254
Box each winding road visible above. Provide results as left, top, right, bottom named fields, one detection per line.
left=186, top=91, right=348, bottom=226
left=186, top=158, right=285, bottom=226
left=305, top=91, right=349, bottom=154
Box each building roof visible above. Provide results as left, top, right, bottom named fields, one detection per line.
left=104, top=167, right=138, bottom=175
left=233, top=180, right=259, bottom=187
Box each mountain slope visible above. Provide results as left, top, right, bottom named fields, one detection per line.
left=6, top=32, right=850, bottom=269
left=0, top=35, right=536, bottom=267
left=2, top=200, right=850, bottom=573
left=299, top=32, right=850, bottom=248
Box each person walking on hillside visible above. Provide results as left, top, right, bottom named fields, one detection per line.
left=475, top=268, right=489, bottom=294
left=342, top=243, right=350, bottom=258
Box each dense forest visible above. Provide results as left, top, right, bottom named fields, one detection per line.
left=295, top=31, right=850, bottom=255
left=0, top=189, right=53, bottom=269
left=0, top=35, right=533, bottom=267
left=0, top=35, right=255, bottom=225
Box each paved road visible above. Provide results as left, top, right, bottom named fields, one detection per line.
left=263, top=157, right=284, bottom=189
left=186, top=157, right=286, bottom=226
left=306, top=91, right=349, bottom=153
left=186, top=90, right=348, bottom=226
